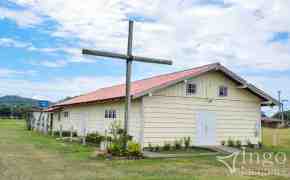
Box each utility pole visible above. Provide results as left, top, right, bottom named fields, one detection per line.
left=10, top=106, right=13, bottom=119
left=278, top=90, right=282, bottom=120
left=274, top=90, right=282, bottom=146
left=281, top=99, right=288, bottom=124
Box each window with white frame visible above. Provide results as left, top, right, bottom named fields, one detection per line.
left=58, top=112, right=61, bottom=121
left=219, top=86, right=228, bottom=97
left=105, top=110, right=109, bottom=118
left=64, top=111, right=69, bottom=118
left=105, top=109, right=117, bottom=119
left=186, top=83, right=197, bottom=95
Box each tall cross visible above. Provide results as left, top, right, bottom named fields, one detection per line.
left=82, top=20, right=172, bottom=134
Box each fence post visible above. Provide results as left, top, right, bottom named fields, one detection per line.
left=60, top=124, right=63, bottom=138
left=70, top=125, right=73, bottom=142
left=82, top=127, right=86, bottom=145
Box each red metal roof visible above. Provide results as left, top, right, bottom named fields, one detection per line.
left=43, top=106, right=61, bottom=112
left=56, top=63, right=218, bottom=107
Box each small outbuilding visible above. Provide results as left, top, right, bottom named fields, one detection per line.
left=261, top=117, right=285, bottom=128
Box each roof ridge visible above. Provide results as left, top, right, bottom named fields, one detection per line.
left=131, top=62, right=220, bottom=83
left=82, top=62, right=220, bottom=95
left=56, top=62, right=221, bottom=106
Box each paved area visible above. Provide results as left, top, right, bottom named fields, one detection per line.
left=143, top=151, right=220, bottom=159
left=203, top=146, right=241, bottom=154
left=143, top=146, right=241, bottom=158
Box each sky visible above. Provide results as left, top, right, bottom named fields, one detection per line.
left=0, top=0, right=290, bottom=114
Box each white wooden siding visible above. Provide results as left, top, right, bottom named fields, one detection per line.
left=54, top=100, right=142, bottom=142
left=143, top=95, right=260, bottom=146
left=154, top=71, right=261, bottom=102
left=143, top=71, right=262, bottom=146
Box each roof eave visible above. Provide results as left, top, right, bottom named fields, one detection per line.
left=133, top=63, right=220, bottom=99
left=53, top=96, right=125, bottom=108
left=215, top=65, right=279, bottom=106
left=134, top=64, right=279, bottom=106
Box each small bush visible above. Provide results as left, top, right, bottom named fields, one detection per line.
left=235, top=140, right=242, bottom=148
left=227, top=138, right=234, bottom=147
left=54, top=131, right=77, bottom=137
left=107, top=121, right=131, bottom=156
left=174, top=139, right=182, bottom=150
left=107, top=143, right=123, bottom=156
left=105, top=136, right=112, bottom=142
left=148, top=142, right=154, bottom=152
left=258, top=141, right=263, bottom=148
left=221, top=140, right=226, bottom=146
left=183, top=137, right=191, bottom=149
left=127, top=141, right=142, bottom=157
left=154, top=145, right=161, bottom=152
left=86, top=132, right=105, bottom=146
left=163, top=142, right=171, bottom=151
left=247, top=139, right=254, bottom=148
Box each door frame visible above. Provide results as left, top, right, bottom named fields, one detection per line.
left=196, top=111, right=217, bottom=145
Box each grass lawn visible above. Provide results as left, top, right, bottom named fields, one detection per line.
left=0, top=120, right=289, bottom=180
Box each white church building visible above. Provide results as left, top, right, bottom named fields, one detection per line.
left=41, top=63, right=277, bottom=146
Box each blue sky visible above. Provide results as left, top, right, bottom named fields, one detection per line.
left=0, top=0, right=290, bottom=115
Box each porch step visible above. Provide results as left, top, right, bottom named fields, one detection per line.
left=199, top=145, right=241, bottom=154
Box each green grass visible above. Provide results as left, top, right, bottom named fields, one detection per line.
left=0, top=119, right=289, bottom=180
left=262, top=128, right=290, bottom=150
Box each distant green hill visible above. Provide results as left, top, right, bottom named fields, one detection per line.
left=0, top=95, right=52, bottom=108
left=272, top=110, right=290, bottom=121
left=0, top=95, right=53, bottom=118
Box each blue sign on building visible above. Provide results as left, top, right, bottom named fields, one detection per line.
left=38, top=100, right=49, bottom=108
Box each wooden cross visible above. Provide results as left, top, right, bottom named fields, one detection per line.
left=82, top=20, right=172, bottom=134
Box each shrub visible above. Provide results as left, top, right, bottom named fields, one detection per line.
left=258, top=141, right=263, bottom=148
left=163, top=142, right=171, bottom=151
left=127, top=141, right=142, bottom=157
left=221, top=140, right=226, bottom=146
left=107, top=143, right=123, bottom=156
left=227, top=138, right=234, bottom=147
left=247, top=139, right=254, bottom=148
left=174, top=139, right=182, bottom=150
left=105, top=136, right=112, bottom=143
left=235, top=140, right=242, bottom=148
left=54, top=131, right=77, bottom=137
left=154, top=145, right=161, bottom=152
left=86, top=132, right=105, bottom=146
left=106, top=121, right=136, bottom=157
left=109, top=122, right=132, bottom=149
left=183, top=137, right=191, bottom=149
left=148, top=142, right=154, bottom=152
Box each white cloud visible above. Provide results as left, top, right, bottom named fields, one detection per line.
left=246, top=74, right=290, bottom=115
left=0, top=68, right=37, bottom=77
left=68, top=57, right=96, bottom=64
left=2, top=0, right=290, bottom=108
left=0, top=37, right=61, bottom=53
left=29, top=56, right=97, bottom=68
left=35, top=60, right=68, bottom=68
left=6, top=0, right=290, bottom=71
left=0, top=75, right=124, bottom=101
left=0, top=38, right=88, bottom=66
left=0, top=6, right=42, bottom=27
left=0, top=38, right=31, bottom=48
